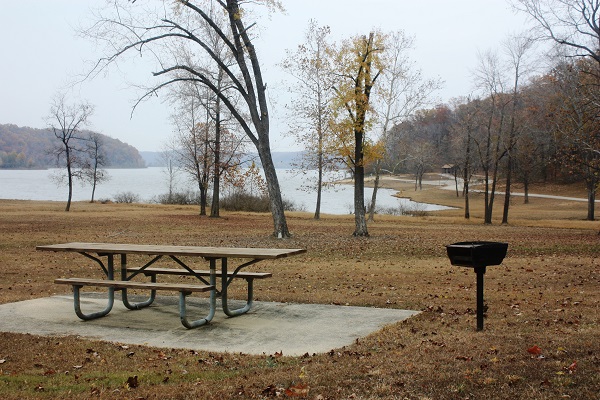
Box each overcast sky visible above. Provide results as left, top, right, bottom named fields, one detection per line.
left=0, top=0, right=531, bottom=152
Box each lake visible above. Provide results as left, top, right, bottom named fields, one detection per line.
left=0, top=168, right=451, bottom=215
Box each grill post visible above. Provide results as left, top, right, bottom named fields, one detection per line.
left=446, top=242, right=507, bottom=331
left=475, top=266, right=486, bottom=331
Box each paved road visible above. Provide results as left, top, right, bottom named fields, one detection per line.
left=383, top=175, right=598, bottom=203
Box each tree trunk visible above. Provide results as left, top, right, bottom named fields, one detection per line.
left=463, top=166, right=470, bottom=219
left=91, top=174, right=97, bottom=203
left=195, top=160, right=207, bottom=215
left=199, top=181, right=207, bottom=215
left=210, top=108, right=221, bottom=218
left=487, top=161, right=500, bottom=224
left=199, top=137, right=209, bottom=215
left=353, top=131, right=368, bottom=237
left=454, top=170, right=459, bottom=198
left=484, top=141, right=502, bottom=224
left=210, top=69, right=224, bottom=218
left=354, top=166, right=368, bottom=236
left=314, top=161, right=322, bottom=220
left=484, top=169, right=491, bottom=224
left=90, top=161, right=98, bottom=203
left=257, top=137, right=290, bottom=238
left=502, top=154, right=513, bottom=224
left=227, top=0, right=289, bottom=237
left=314, top=136, right=324, bottom=220
left=587, top=176, right=596, bottom=221
left=65, top=147, right=73, bottom=212
left=368, top=159, right=382, bottom=222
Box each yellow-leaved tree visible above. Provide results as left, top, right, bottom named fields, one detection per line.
left=330, top=32, right=385, bottom=236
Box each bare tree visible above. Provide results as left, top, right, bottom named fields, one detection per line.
left=83, top=131, right=110, bottom=203
left=86, top=0, right=290, bottom=237
left=450, top=97, right=485, bottom=220
left=368, top=30, right=441, bottom=222
left=165, top=8, right=242, bottom=217
left=170, top=92, right=212, bottom=213
left=472, top=50, right=511, bottom=224
left=514, top=0, right=600, bottom=220
left=281, top=20, right=337, bottom=220
left=501, top=34, right=536, bottom=224
left=550, top=58, right=600, bottom=220
left=47, top=94, right=94, bottom=211
left=159, top=147, right=179, bottom=202
left=513, top=0, right=600, bottom=64
left=169, top=81, right=246, bottom=215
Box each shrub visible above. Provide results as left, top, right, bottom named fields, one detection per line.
left=220, top=191, right=271, bottom=212
left=220, top=191, right=301, bottom=212
left=113, top=191, right=141, bottom=203
left=153, top=191, right=200, bottom=205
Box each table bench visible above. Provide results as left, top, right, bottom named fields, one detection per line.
left=126, top=267, right=272, bottom=313
left=55, top=278, right=215, bottom=328
left=37, top=242, right=306, bottom=329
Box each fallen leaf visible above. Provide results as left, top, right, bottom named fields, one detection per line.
left=567, top=360, right=577, bottom=373
left=126, top=375, right=139, bottom=389
left=285, top=382, right=309, bottom=397
left=455, top=356, right=472, bottom=361
left=299, top=366, right=307, bottom=379
left=527, top=345, right=542, bottom=355
left=261, top=384, right=280, bottom=397
left=540, top=379, right=552, bottom=387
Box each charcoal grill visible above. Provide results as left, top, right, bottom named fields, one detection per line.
left=446, top=241, right=508, bottom=330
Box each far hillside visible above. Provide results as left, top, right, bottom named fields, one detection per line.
left=140, top=150, right=304, bottom=169
left=0, top=124, right=146, bottom=169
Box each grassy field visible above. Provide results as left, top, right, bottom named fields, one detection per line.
left=0, top=176, right=599, bottom=399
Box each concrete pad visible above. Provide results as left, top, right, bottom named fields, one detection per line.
left=0, top=294, right=418, bottom=356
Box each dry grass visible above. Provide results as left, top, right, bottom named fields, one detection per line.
left=0, top=178, right=599, bottom=399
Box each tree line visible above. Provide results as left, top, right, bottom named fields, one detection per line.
left=281, top=0, right=600, bottom=228
left=374, top=0, right=600, bottom=224
left=73, top=0, right=599, bottom=235
left=0, top=124, right=145, bottom=169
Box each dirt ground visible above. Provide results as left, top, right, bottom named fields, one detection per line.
left=0, top=177, right=599, bottom=399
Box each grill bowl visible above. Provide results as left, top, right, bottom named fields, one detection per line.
left=446, top=241, right=508, bottom=268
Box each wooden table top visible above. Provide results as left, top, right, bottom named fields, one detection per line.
left=36, top=242, right=306, bottom=259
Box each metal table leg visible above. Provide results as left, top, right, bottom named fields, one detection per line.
left=221, top=257, right=255, bottom=317
left=179, top=258, right=217, bottom=328
left=119, top=253, right=156, bottom=310
left=71, top=254, right=115, bottom=320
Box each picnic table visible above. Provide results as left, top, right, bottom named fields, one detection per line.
left=36, top=242, right=306, bottom=328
